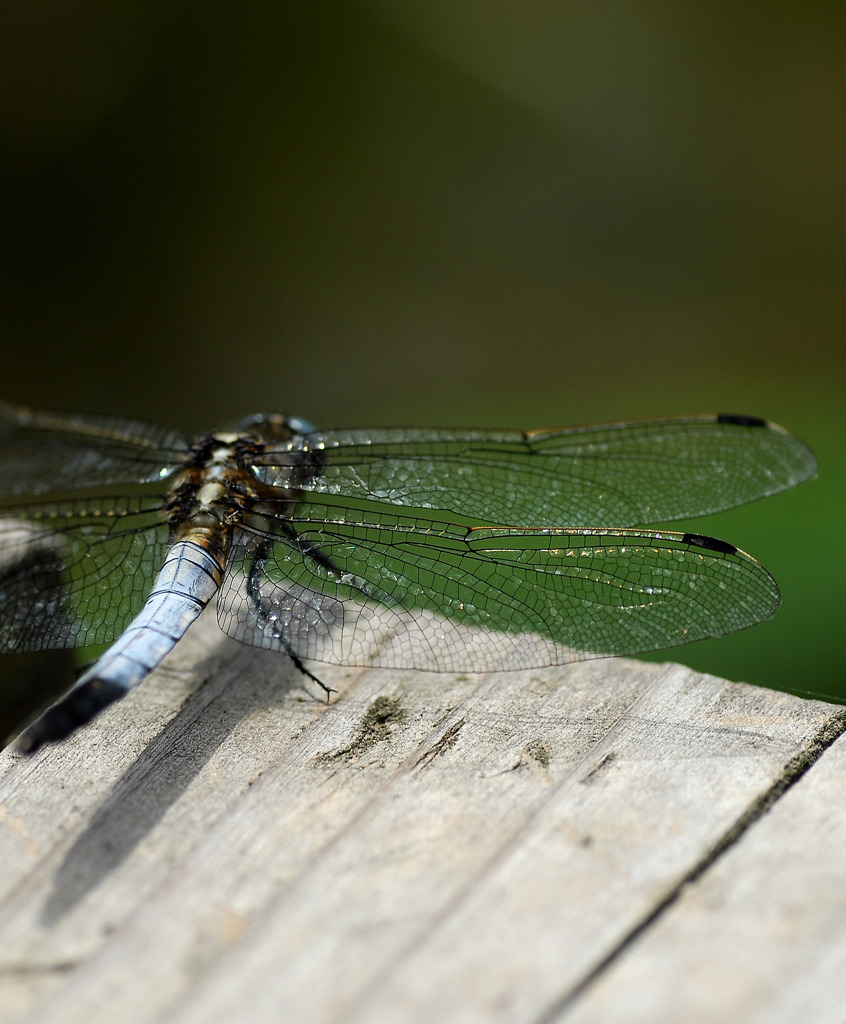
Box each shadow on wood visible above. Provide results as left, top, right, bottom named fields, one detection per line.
left=1, top=611, right=844, bottom=1023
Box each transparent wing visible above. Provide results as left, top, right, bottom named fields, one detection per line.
left=0, top=401, right=188, bottom=498
left=217, top=511, right=779, bottom=673
left=250, top=414, right=816, bottom=529
left=0, top=494, right=169, bottom=653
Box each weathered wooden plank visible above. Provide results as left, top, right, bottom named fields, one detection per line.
left=563, top=707, right=846, bottom=1024
left=0, top=612, right=841, bottom=1024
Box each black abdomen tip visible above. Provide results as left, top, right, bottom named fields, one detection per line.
left=15, top=678, right=128, bottom=754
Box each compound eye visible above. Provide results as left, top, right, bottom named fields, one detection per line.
left=235, top=413, right=317, bottom=440
left=283, top=415, right=317, bottom=436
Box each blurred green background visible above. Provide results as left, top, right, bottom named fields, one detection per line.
left=0, top=1, right=843, bottom=730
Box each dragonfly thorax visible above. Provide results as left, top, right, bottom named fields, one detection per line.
left=165, top=427, right=318, bottom=542
left=161, top=440, right=239, bottom=550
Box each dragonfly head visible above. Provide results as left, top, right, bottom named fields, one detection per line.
left=234, top=413, right=317, bottom=442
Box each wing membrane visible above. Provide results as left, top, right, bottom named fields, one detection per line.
left=218, top=508, right=779, bottom=673
left=0, top=401, right=188, bottom=498
left=0, top=407, right=810, bottom=671
left=251, top=415, right=816, bottom=528
left=0, top=494, right=169, bottom=652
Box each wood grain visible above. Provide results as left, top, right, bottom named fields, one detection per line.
left=0, top=612, right=842, bottom=1024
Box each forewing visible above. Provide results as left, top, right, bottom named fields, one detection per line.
left=250, top=415, right=816, bottom=529
left=0, top=401, right=187, bottom=498
left=0, top=494, right=169, bottom=652
left=218, top=510, right=779, bottom=673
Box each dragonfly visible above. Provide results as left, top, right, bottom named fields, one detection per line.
left=0, top=402, right=816, bottom=753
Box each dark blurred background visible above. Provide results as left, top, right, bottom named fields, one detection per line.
left=1, top=1, right=843, bottom=729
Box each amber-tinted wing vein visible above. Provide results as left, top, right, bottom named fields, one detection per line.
left=218, top=504, right=779, bottom=673
left=250, top=415, right=816, bottom=529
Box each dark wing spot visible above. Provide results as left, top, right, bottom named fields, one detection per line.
left=716, top=413, right=768, bottom=428
left=682, top=533, right=738, bottom=555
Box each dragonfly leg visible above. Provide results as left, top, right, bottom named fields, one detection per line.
left=245, top=537, right=335, bottom=700
left=285, top=648, right=334, bottom=701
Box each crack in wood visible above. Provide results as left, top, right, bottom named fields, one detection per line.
left=532, top=708, right=846, bottom=1024
left=413, top=717, right=466, bottom=770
